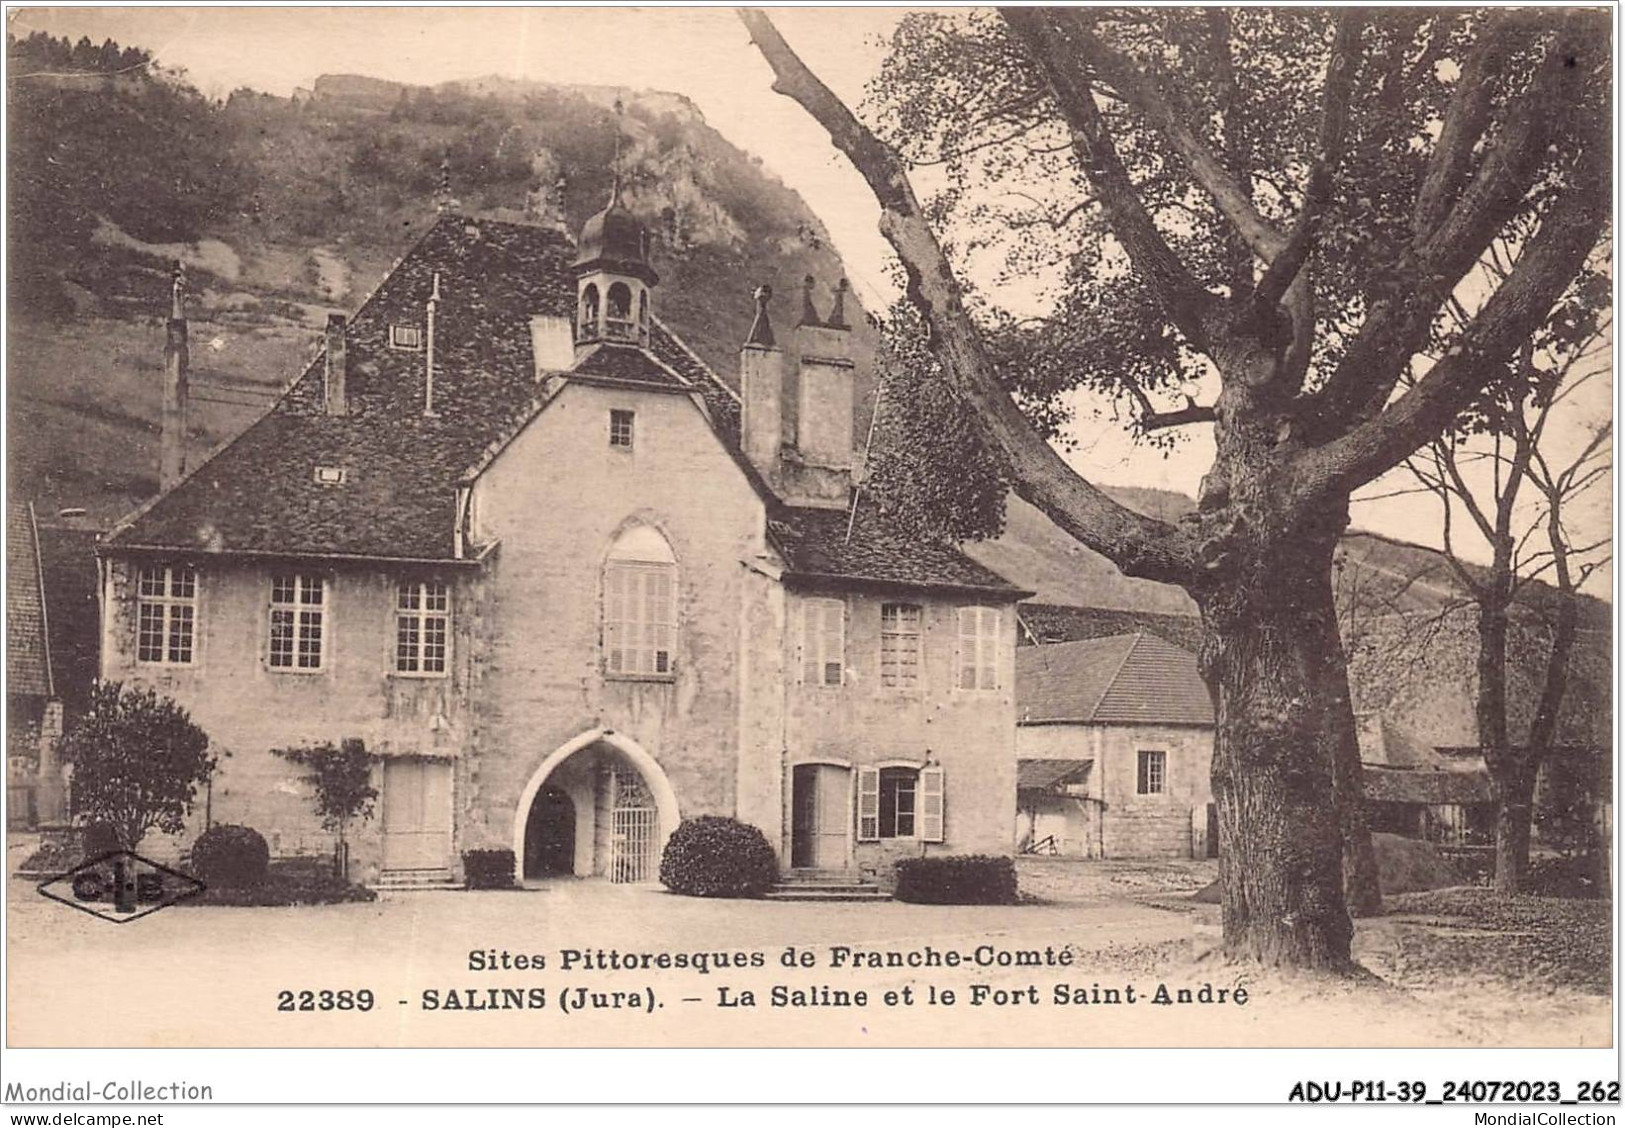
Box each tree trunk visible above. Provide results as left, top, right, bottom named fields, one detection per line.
left=1197, top=508, right=1361, bottom=969
left=1474, top=595, right=1532, bottom=892
left=1492, top=764, right=1537, bottom=893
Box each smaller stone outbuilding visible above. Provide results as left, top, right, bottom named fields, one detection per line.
left=1015, top=633, right=1215, bottom=859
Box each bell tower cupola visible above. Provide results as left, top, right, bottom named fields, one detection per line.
left=572, top=178, right=658, bottom=348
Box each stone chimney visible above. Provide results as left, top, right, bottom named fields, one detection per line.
left=739, top=278, right=855, bottom=509
left=160, top=262, right=189, bottom=491
left=530, top=314, right=575, bottom=376
left=740, top=285, right=786, bottom=477
left=324, top=314, right=348, bottom=416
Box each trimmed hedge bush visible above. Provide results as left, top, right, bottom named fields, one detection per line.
left=659, top=816, right=778, bottom=898
left=179, top=859, right=375, bottom=907
left=189, top=824, right=270, bottom=889
left=894, top=855, right=1018, bottom=904
left=463, top=849, right=518, bottom=890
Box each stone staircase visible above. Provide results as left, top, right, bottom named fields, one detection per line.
left=374, top=869, right=461, bottom=893
left=764, top=868, right=889, bottom=903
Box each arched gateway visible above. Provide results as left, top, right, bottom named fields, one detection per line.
left=511, top=729, right=680, bottom=885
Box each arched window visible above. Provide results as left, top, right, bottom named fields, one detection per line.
left=603, top=525, right=676, bottom=677
left=578, top=284, right=600, bottom=342
left=606, top=282, right=634, bottom=340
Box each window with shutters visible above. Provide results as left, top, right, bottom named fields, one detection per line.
left=603, top=525, right=677, bottom=678
left=956, top=606, right=1001, bottom=690
left=1137, top=750, right=1167, bottom=796
left=879, top=603, right=922, bottom=688
left=857, top=765, right=944, bottom=842
left=800, top=598, right=845, bottom=686
left=269, top=573, right=326, bottom=671
left=136, top=564, right=197, bottom=665
left=396, top=580, right=450, bottom=675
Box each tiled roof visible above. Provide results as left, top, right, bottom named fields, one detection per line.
left=103, top=214, right=1022, bottom=599
left=771, top=501, right=1028, bottom=598
left=1018, top=633, right=1214, bottom=727
left=106, top=216, right=736, bottom=562
left=1363, top=766, right=1494, bottom=806
left=7, top=505, right=52, bottom=697
left=1017, top=758, right=1093, bottom=791
left=570, top=342, right=688, bottom=387
left=1018, top=602, right=1204, bottom=651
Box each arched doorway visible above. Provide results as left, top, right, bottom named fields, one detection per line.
left=512, top=729, right=680, bottom=885
left=523, top=786, right=576, bottom=878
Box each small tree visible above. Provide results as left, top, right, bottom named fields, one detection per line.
left=60, top=680, right=216, bottom=850
left=273, top=739, right=378, bottom=879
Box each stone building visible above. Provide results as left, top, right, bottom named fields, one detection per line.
left=97, top=192, right=1026, bottom=888
left=1015, top=633, right=1216, bottom=859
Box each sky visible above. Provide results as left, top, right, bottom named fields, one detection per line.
left=8, top=6, right=1613, bottom=592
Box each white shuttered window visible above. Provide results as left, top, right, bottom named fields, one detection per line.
left=603, top=525, right=678, bottom=678
left=801, top=598, right=845, bottom=686
left=856, top=765, right=944, bottom=843
left=957, top=606, right=1001, bottom=690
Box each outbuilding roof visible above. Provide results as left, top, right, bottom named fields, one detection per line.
left=1017, top=758, right=1093, bottom=792
left=1363, top=766, right=1495, bottom=806
left=1017, top=632, right=1213, bottom=727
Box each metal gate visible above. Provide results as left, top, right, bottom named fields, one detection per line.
left=608, top=769, right=657, bottom=883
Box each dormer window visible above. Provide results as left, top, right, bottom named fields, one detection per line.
left=390, top=324, right=424, bottom=351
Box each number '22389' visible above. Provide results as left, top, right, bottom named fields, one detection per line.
left=276, top=989, right=375, bottom=1012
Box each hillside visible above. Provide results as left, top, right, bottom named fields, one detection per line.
left=7, top=39, right=876, bottom=525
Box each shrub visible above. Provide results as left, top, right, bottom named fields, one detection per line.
left=659, top=816, right=778, bottom=898
left=190, top=824, right=270, bottom=889
left=894, top=855, right=1018, bottom=904
left=1525, top=854, right=1606, bottom=900
left=179, top=859, right=375, bottom=907
left=463, top=849, right=518, bottom=890
left=1373, top=832, right=1462, bottom=894
left=80, top=822, right=122, bottom=860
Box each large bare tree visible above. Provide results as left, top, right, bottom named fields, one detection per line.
left=740, top=8, right=1610, bottom=967
left=1405, top=276, right=1611, bottom=890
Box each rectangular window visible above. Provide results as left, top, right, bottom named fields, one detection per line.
left=604, top=562, right=676, bottom=676
left=800, top=598, right=845, bottom=686
left=396, top=580, right=450, bottom=674
left=269, top=573, right=325, bottom=670
left=136, top=565, right=196, bottom=664
left=879, top=603, right=922, bottom=688
left=609, top=409, right=635, bottom=449
left=879, top=767, right=917, bottom=839
left=1137, top=750, right=1167, bottom=796
left=857, top=766, right=945, bottom=842
left=389, top=324, right=423, bottom=350
left=956, top=606, right=1001, bottom=690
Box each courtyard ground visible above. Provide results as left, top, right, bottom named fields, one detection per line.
left=3, top=839, right=1610, bottom=1048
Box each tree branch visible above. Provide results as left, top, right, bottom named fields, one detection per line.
left=998, top=7, right=1221, bottom=349
left=1304, top=131, right=1609, bottom=494
left=738, top=8, right=1199, bottom=586
left=1253, top=10, right=1364, bottom=314
left=1011, top=7, right=1288, bottom=262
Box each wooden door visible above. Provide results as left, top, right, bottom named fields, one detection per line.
left=382, top=758, right=453, bottom=871
left=790, top=764, right=849, bottom=869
